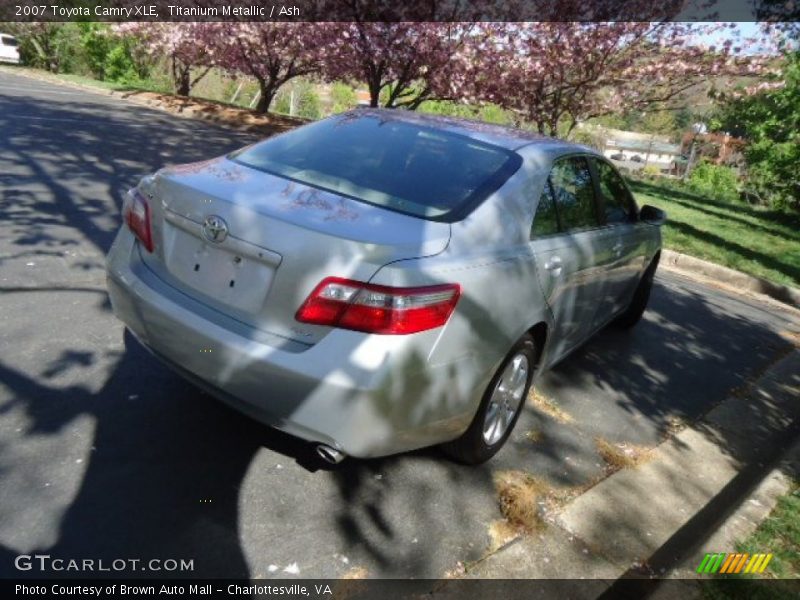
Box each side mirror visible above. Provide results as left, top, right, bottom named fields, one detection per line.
left=639, top=204, right=666, bottom=226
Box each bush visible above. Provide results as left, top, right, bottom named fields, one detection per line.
left=77, top=22, right=111, bottom=79
left=103, top=43, right=138, bottom=84
left=709, top=50, right=800, bottom=213
left=641, top=164, right=662, bottom=178
left=14, top=23, right=82, bottom=73
left=330, top=82, right=357, bottom=114
left=688, top=162, right=740, bottom=202
left=418, top=99, right=476, bottom=118
left=418, top=100, right=513, bottom=124
left=478, top=104, right=513, bottom=125
left=273, top=80, right=321, bottom=119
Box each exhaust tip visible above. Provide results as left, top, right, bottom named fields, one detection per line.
left=316, top=444, right=346, bottom=465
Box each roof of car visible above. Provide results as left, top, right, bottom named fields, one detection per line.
left=345, top=108, right=594, bottom=155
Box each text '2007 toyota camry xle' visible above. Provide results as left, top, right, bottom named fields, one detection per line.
left=106, top=110, right=665, bottom=464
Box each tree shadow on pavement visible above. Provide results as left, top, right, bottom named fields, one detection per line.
left=0, top=324, right=318, bottom=578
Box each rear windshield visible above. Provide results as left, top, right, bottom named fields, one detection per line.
left=230, top=113, right=521, bottom=221
left=1, top=36, right=18, bottom=47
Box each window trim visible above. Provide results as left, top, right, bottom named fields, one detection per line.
left=530, top=178, right=562, bottom=239
left=589, top=157, right=640, bottom=227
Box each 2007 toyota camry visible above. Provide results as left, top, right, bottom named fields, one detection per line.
left=106, top=110, right=665, bottom=464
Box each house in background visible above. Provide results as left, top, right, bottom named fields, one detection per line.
left=598, top=128, right=682, bottom=171
left=604, top=138, right=682, bottom=166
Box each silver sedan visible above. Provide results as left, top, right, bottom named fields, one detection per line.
left=106, top=110, right=664, bottom=464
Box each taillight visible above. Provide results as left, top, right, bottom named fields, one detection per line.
left=296, top=277, right=461, bottom=335
left=123, top=188, right=154, bottom=253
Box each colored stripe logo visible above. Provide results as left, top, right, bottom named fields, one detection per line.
left=696, top=552, right=773, bottom=574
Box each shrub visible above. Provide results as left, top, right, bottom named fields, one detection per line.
left=478, top=104, right=513, bottom=125
left=641, top=164, right=662, bottom=178
left=77, top=22, right=111, bottom=79
left=14, top=23, right=82, bottom=73
left=688, top=161, right=740, bottom=202
left=273, top=80, right=321, bottom=119
left=330, top=82, right=357, bottom=114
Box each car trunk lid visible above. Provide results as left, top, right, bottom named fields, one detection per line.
left=137, top=157, right=451, bottom=345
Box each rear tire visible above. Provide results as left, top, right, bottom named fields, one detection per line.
left=442, top=335, right=537, bottom=465
left=614, top=254, right=659, bottom=329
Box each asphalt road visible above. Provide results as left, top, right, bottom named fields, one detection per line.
left=1, top=69, right=799, bottom=579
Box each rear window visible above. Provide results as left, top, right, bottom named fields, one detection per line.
left=230, top=114, right=521, bottom=221
left=1, top=36, right=18, bottom=47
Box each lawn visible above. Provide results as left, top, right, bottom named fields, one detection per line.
left=702, top=482, right=800, bottom=599
left=628, top=178, right=800, bottom=289
left=736, top=482, right=800, bottom=579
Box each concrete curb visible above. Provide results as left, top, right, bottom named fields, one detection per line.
left=465, top=349, right=800, bottom=583
left=665, top=436, right=800, bottom=579
left=661, top=249, right=800, bottom=309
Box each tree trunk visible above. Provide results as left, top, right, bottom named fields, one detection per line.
left=255, top=80, right=277, bottom=113
left=172, top=58, right=191, bottom=97
left=368, top=79, right=381, bottom=108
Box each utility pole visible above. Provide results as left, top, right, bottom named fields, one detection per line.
left=683, top=122, right=706, bottom=182
left=644, top=135, right=654, bottom=168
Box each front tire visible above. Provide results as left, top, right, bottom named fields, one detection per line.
left=442, top=335, right=537, bottom=465
left=615, top=254, right=660, bottom=329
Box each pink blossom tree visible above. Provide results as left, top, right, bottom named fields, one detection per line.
left=466, top=22, right=774, bottom=136
left=212, top=22, right=334, bottom=113
left=320, top=21, right=478, bottom=109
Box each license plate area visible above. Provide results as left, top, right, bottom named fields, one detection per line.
left=161, top=211, right=281, bottom=315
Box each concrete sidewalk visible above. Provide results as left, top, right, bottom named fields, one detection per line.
left=464, top=349, right=800, bottom=588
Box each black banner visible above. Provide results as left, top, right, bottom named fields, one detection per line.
left=0, top=0, right=798, bottom=23
left=4, top=578, right=800, bottom=599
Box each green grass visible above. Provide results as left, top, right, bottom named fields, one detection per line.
left=629, top=178, right=800, bottom=289
left=0, top=64, right=171, bottom=94
left=736, top=482, right=800, bottom=579
left=702, top=482, right=800, bottom=599
left=56, top=72, right=171, bottom=94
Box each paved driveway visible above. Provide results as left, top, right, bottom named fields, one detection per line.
left=1, top=70, right=798, bottom=579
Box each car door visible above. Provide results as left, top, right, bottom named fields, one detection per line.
left=529, top=156, right=605, bottom=360
left=589, top=157, right=649, bottom=317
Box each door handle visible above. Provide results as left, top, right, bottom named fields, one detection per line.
left=544, top=256, right=562, bottom=274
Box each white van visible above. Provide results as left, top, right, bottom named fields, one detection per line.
left=0, top=33, right=20, bottom=64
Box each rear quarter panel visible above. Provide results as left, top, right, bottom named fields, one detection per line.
left=368, top=158, right=554, bottom=429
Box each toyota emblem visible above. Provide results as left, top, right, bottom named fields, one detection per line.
left=202, top=215, right=228, bottom=243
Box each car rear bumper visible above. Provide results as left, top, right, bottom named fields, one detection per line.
left=105, top=228, right=477, bottom=458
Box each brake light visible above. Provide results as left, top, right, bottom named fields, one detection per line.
left=296, top=277, right=461, bottom=335
left=123, top=188, right=154, bottom=253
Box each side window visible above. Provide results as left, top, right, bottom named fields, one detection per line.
left=594, top=159, right=635, bottom=224
left=531, top=179, right=560, bottom=237
left=550, top=157, right=599, bottom=231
